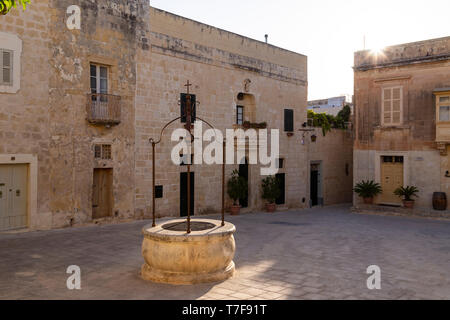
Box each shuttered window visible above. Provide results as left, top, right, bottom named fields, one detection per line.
left=438, top=96, right=450, bottom=122
left=382, top=87, right=402, bottom=126
left=180, top=93, right=196, bottom=123
left=284, top=109, right=294, bottom=132
left=0, top=49, right=13, bottom=86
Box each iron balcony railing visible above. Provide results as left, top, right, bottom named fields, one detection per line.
left=86, top=93, right=121, bottom=125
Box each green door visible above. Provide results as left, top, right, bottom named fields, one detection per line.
left=0, top=164, right=28, bottom=231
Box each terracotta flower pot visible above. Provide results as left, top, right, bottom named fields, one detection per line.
left=363, top=197, right=374, bottom=205
left=230, top=205, right=241, bottom=216
left=403, top=200, right=415, bottom=209
left=266, top=203, right=276, bottom=213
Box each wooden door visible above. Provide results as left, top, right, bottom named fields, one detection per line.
left=0, top=164, right=28, bottom=231
left=239, top=159, right=249, bottom=208
left=380, top=156, right=404, bottom=204
left=92, top=168, right=113, bottom=219
left=180, top=172, right=195, bottom=217
left=276, top=173, right=286, bottom=205
left=310, top=170, right=319, bottom=206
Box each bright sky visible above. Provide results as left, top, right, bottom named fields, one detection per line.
left=150, top=0, right=450, bottom=101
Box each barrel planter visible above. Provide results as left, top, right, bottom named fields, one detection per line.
left=433, top=192, right=447, bottom=211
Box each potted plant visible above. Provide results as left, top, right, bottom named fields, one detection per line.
left=261, top=176, right=281, bottom=212
left=353, top=180, right=382, bottom=204
left=227, top=170, right=248, bottom=215
left=394, top=186, right=419, bottom=209
left=243, top=121, right=251, bottom=129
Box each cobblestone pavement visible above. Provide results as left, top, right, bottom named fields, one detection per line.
left=1, top=205, right=450, bottom=300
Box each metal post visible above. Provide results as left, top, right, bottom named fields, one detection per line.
left=222, top=138, right=225, bottom=227
left=152, top=141, right=156, bottom=228
left=187, top=162, right=191, bottom=234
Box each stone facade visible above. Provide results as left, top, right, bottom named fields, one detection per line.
left=308, top=129, right=354, bottom=206
left=0, top=2, right=352, bottom=231
left=354, top=36, right=450, bottom=209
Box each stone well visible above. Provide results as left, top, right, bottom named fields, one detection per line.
left=141, top=219, right=236, bottom=285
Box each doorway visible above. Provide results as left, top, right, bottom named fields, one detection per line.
left=310, top=162, right=322, bottom=207
left=92, top=168, right=113, bottom=219
left=239, top=159, right=249, bottom=208
left=180, top=172, right=195, bottom=217
left=275, top=173, right=286, bottom=205
left=0, top=164, right=28, bottom=231
left=380, top=156, right=404, bottom=204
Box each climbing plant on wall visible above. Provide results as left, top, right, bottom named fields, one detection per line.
left=0, top=0, right=30, bottom=15
left=307, top=105, right=352, bottom=136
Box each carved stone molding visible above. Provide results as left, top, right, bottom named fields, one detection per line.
left=437, top=142, right=447, bottom=156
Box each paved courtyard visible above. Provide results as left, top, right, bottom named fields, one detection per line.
left=1, top=205, right=449, bottom=300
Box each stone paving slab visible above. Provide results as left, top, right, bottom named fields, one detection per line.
left=1, top=205, right=450, bottom=300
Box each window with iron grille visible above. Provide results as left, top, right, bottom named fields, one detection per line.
left=0, top=49, right=13, bottom=86
left=94, top=144, right=112, bottom=160
left=236, top=106, right=244, bottom=125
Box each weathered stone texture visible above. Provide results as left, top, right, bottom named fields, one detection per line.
left=309, top=129, right=354, bottom=205
left=134, top=8, right=308, bottom=217
left=353, top=37, right=450, bottom=209
left=1, top=2, right=352, bottom=231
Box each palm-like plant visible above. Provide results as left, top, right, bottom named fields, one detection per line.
left=0, top=0, right=30, bottom=15
left=353, top=180, right=382, bottom=199
left=394, top=186, right=419, bottom=201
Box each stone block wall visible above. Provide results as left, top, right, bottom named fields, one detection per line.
left=353, top=36, right=450, bottom=209
left=308, top=129, right=354, bottom=206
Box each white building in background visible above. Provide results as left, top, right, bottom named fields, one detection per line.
left=308, top=95, right=353, bottom=116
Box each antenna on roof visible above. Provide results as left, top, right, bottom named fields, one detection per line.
left=265, top=34, right=268, bottom=44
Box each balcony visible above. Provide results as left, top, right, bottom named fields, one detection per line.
left=86, top=93, right=121, bottom=126
left=434, top=88, right=450, bottom=155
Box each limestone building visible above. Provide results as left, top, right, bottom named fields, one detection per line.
left=0, top=1, right=352, bottom=231
left=353, top=36, right=450, bottom=209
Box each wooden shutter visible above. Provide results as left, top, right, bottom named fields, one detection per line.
left=1, top=50, right=13, bottom=85
left=284, top=109, right=294, bottom=132
left=383, top=87, right=402, bottom=126
left=180, top=93, right=196, bottom=123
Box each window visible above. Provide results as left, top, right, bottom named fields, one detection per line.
left=277, top=158, right=284, bottom=169
left=0, top=32, right=22, bottom=93
left=94, top=144, right=112, bottom=160
left=438, top=96, right=450, bottom=122
left=284, top=109, right=294, bottom=132
left=90, top=64, right=108, bottom=96
left=382, top=156, right=403, bottom=164
left=180, top=93, right=197, bottom=123
left=382, top=87, right=402, bottom=126
left=155, top=186, right=163, bottom=199
left=0, top=49, right=13, bottom=86
left=236, top=106, right=244, bottom=125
